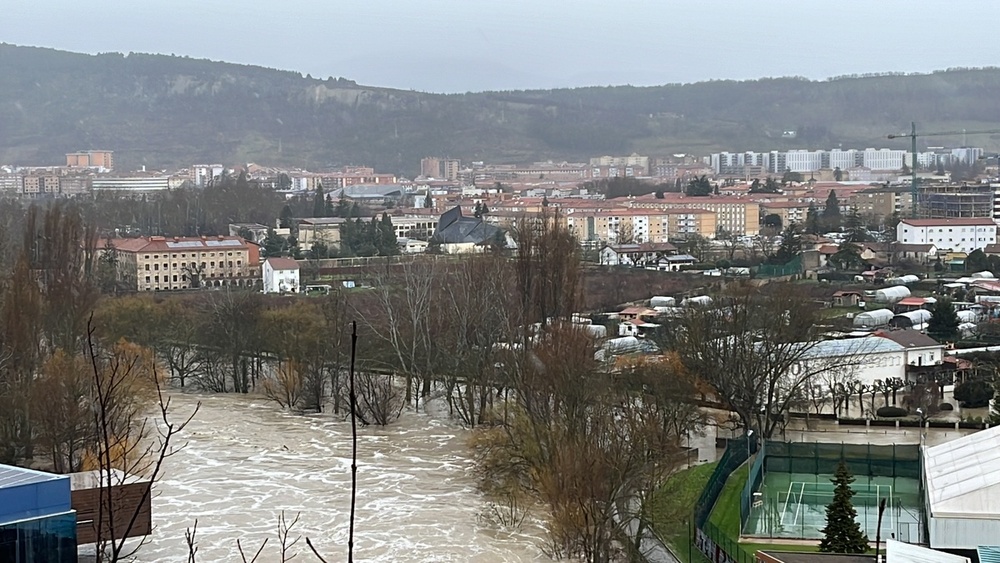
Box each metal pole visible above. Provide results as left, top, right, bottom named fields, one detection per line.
left=911, top=122, right=919, bottom=218
left=348, top=321, right=358, bottom=563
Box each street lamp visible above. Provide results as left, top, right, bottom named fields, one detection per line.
left=916, top=408, right=926, bottom=445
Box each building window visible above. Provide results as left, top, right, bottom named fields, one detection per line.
left=154, top=264, right=159, bottom=271
left=145, top=264, right=150, bottom=271
left=145, top=276, right=150, bottom=283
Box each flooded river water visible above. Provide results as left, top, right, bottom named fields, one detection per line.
left=133, top=393, right=552, bottom=562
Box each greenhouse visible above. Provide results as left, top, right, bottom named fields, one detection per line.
left=853, top=308, right=894, bottom=328
left=875, top=285, right=911, bottom=303
left=891, top=309, right=932, bottom=328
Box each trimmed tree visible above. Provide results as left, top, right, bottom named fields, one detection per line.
left=819, top=460, right=869, bottom=553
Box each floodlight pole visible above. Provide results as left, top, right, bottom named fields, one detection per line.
left=875, top=497, right=887, bottom=563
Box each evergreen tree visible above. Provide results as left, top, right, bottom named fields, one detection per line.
left=771, top=223, right=802, bottom=264
left=312, top=182, right=327, bottom=217
left=279, top=204, right=294, bottom=229
left=474, top=201, right=483, bottom=219
left=965, top=249, right=991, bottom=273
left=834, top=167, right=843, bottom=181
left=334, top=195, right=349, bottom=218
left=377, top=213, right=399, bottom=256
left=823, top=190, right=842, bottom=230
left=423, top=192, right=433, bottom=209
left=806, top=203, right=821, bottom=235
left=349, top=202, right=361, bottom=218
left=685, top=175, right=712, bottom=196
left=819, top=461, right=869, bottom=553
left=928, top=298, right=960, bottom=342
left=325, top=194, right=335, bottom=217
left=262, top=227, right=286, bottom=257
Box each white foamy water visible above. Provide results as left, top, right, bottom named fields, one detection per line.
left=133, top=393, right=552, bottom=562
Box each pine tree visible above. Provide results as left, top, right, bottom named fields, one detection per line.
left=819, top=461, right=869, bottom=553
left=806, top=203, right=821, bottom=234
left=928, top=298, right=960, bottom=342
left=312, top=182, right=327, bottom=217
left=423, top=192, right=433, bottom=209
left=823, top=190, right=842, bottom=230
left=334, top=195, right=349, bottom=218
left=279, top=204, right=294, bottom=229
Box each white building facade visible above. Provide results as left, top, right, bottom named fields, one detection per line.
left=262, top=257, right=301, bottom=294
left=896, top=218, right=998, bottom=254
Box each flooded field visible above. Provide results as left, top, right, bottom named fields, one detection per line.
left=132, top=393, right=551, bottom=562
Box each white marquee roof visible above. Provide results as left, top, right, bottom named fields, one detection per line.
left=923, top=425, right=1000, bottom=519
left=887, top=539, right=970, bottom=562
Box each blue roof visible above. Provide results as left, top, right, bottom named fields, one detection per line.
left=979, top=546, right=1000, bottom=563
left=0, top=464, right=72, bottom=525
left=0, top=465, right=62, bottom=490
left=800, top=337, right=904, bottom=359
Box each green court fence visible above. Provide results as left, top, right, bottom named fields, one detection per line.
left=739, top=440, right=767, bottom=531
left=753, top=255, right=802, bottom=278
left=693, top=435, right=756, bottom=563
left=763, top=441, right=920, bottom=480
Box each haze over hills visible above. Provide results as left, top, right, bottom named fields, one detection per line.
left=2, top=43, right=1000, bottom=175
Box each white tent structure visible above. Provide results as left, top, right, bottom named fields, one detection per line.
left=875, top=285, right=912, bottom=303
left=853, top=308, right=894, bottom=328
left=892, top=309, right=932, bottom=328
left=681, top=295, right=712, bottom=307
left=923, top=425, right=1000, bottom=549
left=650, top=296, right=676, bottom=308
left=886, top=539, right=970, bottom=562
left=886, top=274, right=921, bottom=286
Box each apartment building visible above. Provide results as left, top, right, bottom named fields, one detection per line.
left=192, top=164, right=224, bottom=187
left=66, top=150, right=114, bottom=170
left=383, top=214, right=439, bottom=239
left=563, top=206, right=719, bottom=243
left=102, top=236, right=260, bottom=291
left=22, top=174, right=60, bottom=196
left=897, top=218, right=997, bottom=254
left=0, top=173, right=20, bottom=195
left=626, top=194, right=759, bottom=236
left=851, top=186, right=912, bottom=219
left=90, top=176, right=170, bottom=193
left=758, top=201, right=812, bottom=227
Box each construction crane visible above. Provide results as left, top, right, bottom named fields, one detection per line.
left=887, top=122, right=1000, bottom=217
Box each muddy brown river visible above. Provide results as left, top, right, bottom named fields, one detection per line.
left=132, top=393, right=551, bottom=562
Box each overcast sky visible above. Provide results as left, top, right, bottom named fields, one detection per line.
left=6, top=0, right=1000, bottom=93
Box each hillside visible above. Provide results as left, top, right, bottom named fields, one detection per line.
left=2, top=44, right=1000, bottom=174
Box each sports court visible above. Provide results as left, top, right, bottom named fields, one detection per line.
left=741, top=442, right=925, bottom=543
left=743, top=471, right=922, bottom=541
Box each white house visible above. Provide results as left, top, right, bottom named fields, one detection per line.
left=876, top=330, right=945, bottom=368
left=262, top=257, right=301, bottom=294
left=896, top=217, right=997, bottom=254
left=789, top=336, right=907, bottom=387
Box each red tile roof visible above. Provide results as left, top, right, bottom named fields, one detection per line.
left=900, top=218, right=997, bottom=227
left=265, top=257, right=300, bottom=270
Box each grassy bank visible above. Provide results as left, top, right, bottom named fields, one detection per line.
left=648, top=462, right=716, bottom=563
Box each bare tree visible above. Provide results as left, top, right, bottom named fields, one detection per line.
left=672, top=283, right=871, bottom=438
left=359, top=258, right=439, bottom=409
left=87, top=329, right=199, bottom=562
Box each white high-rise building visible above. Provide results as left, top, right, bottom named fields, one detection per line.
left=863, top=149, right=906, bottom=170
left=784, top=150, right=824, bottom=172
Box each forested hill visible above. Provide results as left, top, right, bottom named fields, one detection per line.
left=3, top=43, right=1000, bottom=175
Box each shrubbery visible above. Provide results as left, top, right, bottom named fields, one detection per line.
left=953, top=380, right=995, bottom=409
left=876, top=406, right=908, bottom=418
